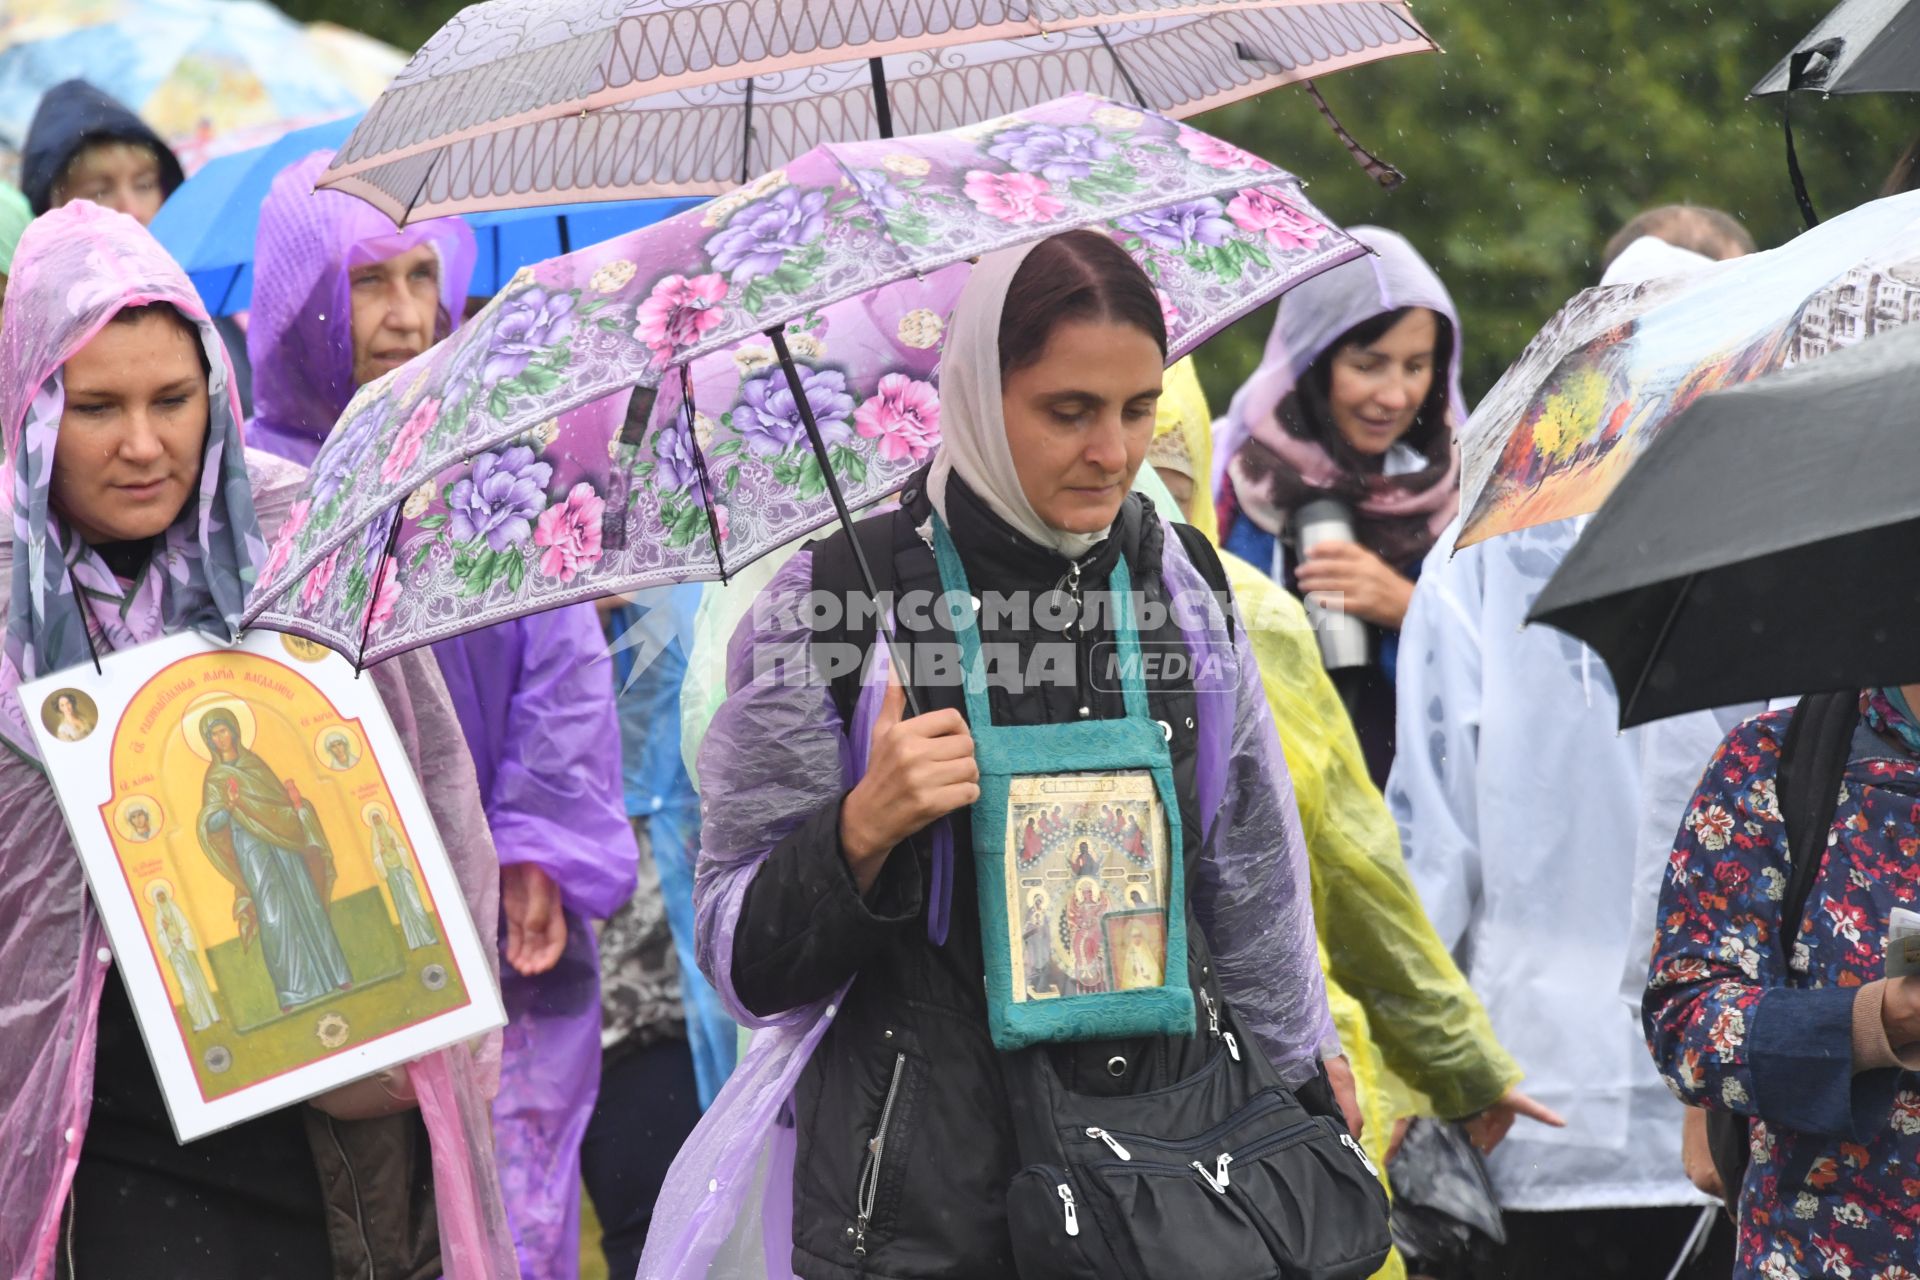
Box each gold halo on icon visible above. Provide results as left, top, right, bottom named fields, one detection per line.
left=144, top=877, right=176, bottom=906
left=180, top=694, right=258, bottom=763
left=360, top=800, right=391, bottom=826
left=116, top=793, right=163, bottom=839
left=279, top=633, right=331, bottom=663
left=314, top=725, right=361, bottom=769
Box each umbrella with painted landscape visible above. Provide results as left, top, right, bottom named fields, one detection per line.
left=1453, top=188, right=1920, bottom=549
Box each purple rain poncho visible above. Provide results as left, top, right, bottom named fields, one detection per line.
left=246, top=149, right=475, bottom=465
left=0, top=201, right=516, bottom=1280
left=637, top=527, right=1334, bottom=1279
left=243, top=158, right=627, bottom=1280
left=434, top=609, right=638, bottom=1280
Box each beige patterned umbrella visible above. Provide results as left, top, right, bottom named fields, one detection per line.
left=319, top=0, right=1433, bottom=223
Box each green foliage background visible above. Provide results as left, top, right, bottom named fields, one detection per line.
left=281, top=0, right=1912, bottom=407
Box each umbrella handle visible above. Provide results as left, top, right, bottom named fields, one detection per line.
left=767, top=327, right=925, bottom=720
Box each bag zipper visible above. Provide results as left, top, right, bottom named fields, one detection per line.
left=853, top=1053, right=908, bottom=1257
left=1084, top=1093, right=1295, bottom=1157
left=1058, top=1180, right=1080, bottom=1236
left=1197, top=986, right=1241, bottom=1061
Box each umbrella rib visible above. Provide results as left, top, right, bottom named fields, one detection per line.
left=1622, top=571, right=1696, bottom=725
left=739, top=76, right=756, bottom=186
left=678, top=364, right=730, bottom=583
left=353, top=513, right=403, bottom=676
left=1094, top=26, right=1151, bottom=108
left=767, top=325, right=920, bottom=719
left=868, top=58, right=895, bottom=139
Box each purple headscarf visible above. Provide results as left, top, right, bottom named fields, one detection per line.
left=246, top=150, right=475, bottom=464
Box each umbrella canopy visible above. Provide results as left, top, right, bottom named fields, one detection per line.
left=1453, top=188, right=1920, bottom=549
left=1752, top=0, right=1920, bottom=96
left=1529, top=322, right=1920, bottom=727
left=149, top=111, right=703, bottom=313
left=0, top=0, right=393, bottom=149
left=317, top=0, right=1433, bottom=221
left=241, top=93, right=1364, bottom=665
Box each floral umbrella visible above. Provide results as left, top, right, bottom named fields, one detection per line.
left=317, top=0, right=1432, bottom=220
left=243, top=93, right=1361, bottom=667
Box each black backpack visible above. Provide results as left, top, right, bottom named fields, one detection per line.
left=1700, top=690, right=1860, bottom=1212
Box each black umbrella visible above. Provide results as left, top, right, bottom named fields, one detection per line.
left=1751, top=0, right=1920, bottom=225
left=1753, top=0, right=1920, bottom=96
left=1529, top=322, right=1920, bottom=728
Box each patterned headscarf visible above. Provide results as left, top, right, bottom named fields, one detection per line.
left=0, top=200, right=262, bottom=764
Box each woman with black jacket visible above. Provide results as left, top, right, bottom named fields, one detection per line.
left=641, top=232, right=1352, bottom=1280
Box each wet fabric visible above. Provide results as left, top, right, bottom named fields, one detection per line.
left=20, top=80, right=184, bottom=216
left=1645, top=693, right=1920, bottom=1278
left=434, top=607, right=638, bottom=1280
left=1157, top=365, right=1516, bottom=1280
left=608, top=592, right=737, bottom=1106
left=0, top=202, right=513, bottom=1279
left=246, top=149, right=474, bottom=465
left=1217, top=225, right=1464, bottom=568
left=1388, top=515, right=1705, bottom=1212
left=0, top=201, right=261, bottom=765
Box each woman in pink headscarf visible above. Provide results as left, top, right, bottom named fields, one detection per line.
left=0, top=201, right=517, bottom=1279
left=1216, top=226, right=1466, bottom=784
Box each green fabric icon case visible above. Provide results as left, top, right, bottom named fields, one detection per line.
left=930, top=517, right=1195, bottom=1051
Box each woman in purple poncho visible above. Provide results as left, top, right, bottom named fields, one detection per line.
left=638, top=232, right=1340, bottom=1280
left=248, top=152, right=639, bottom=1280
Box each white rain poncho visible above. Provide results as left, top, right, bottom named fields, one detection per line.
left=1387, top=512, right=1711, bottom=1211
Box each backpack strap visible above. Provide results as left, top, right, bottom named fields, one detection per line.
left=1777, top=691, right=1862, bottom=962
left=809, top=510, right=905, bottom=729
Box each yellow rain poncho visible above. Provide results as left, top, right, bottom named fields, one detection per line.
left=1152, top=358, right=1520, bottom=1278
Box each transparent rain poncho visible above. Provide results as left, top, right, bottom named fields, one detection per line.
left=0, top=202, right=516, bottom=1280
left=640, top=516, right=1333, bottom=1278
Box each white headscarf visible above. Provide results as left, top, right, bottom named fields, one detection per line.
left=926, top=241, right=1109, bottom=559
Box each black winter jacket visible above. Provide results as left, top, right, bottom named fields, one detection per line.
left=731, top=477, right=1329, bottom=1280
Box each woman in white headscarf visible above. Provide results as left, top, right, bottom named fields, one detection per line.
left=639, top=231, right=1348, bottom=1280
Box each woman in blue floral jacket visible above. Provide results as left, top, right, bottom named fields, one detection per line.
left=1645, top=688, right=1920, bottom=1280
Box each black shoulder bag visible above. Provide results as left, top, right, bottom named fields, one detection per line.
left=1702, top=691, right=1859, bottom=1212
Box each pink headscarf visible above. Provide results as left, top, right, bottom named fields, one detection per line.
left=1217, top=226, right=1466, bottom=566
left=247, top=150, right=476, bottom=465
left=0, top=201, right=261, bottom=764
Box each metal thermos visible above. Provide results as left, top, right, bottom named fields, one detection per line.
left=1294, top=498, right=1371, bottom=672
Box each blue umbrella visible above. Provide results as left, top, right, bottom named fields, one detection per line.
left=150, top=112, right=699, bottom=314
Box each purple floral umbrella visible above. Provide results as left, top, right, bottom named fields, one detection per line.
left=243, top=93, right=1365, bottom=667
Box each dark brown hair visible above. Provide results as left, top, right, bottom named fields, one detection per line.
left=109, top=301, right=209, bottom=374
left=1292, top=305, right=1457, bottom=467
left=997, top=230, right=1166, bottom=379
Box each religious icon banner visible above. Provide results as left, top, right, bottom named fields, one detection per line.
left=22, top=629, right=504, bottom=1142
left=1005, top=771, right=1171, bottom=1004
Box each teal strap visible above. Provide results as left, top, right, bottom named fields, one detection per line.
left=928, top=515, right=1151, bottom=725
